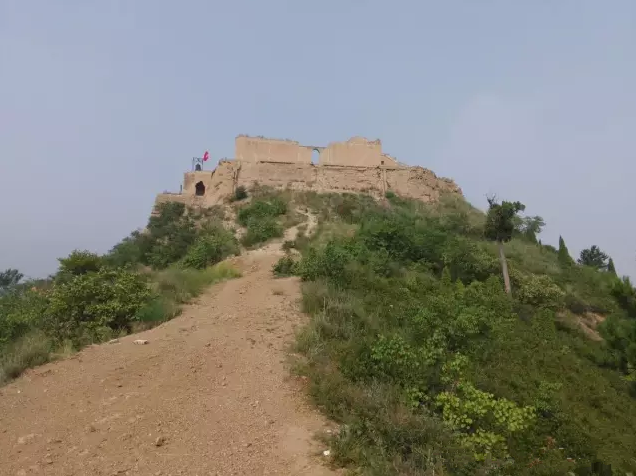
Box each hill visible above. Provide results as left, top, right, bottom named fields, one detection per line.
left=2, top=182, right=636, bottom=475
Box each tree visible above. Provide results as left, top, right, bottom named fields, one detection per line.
left=0, top=268, right=23, bottom=289
left=484, top=197, right=525, bottom=294
left=515, top=215, right=545, bottom=243
left=578, top=245, right=609, bottom=270
left=56, top=250, right=105, bottom=283
left=558, top=236, right=574, bottom=266
left=607, top=258, right=617, bottom=276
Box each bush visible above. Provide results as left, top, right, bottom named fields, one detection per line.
left=43, top=268, right=151, bottom=344
left=241, top=217, right=283, bottom=247
left=180, top=225, right=238, bottom=269
left=138, top=262, right=241, bottom=326
left=105, top=231, right=151, bottom=268
left=56, top=250, right=105, bottom=282
left=0, top=331, right=54, bottom=384
left=512, top=271, right=565, bottom=310
left=107, top=202, right=198, bottom=270
left=281, top=240, right=296, bottom=251
left=233, top=185, right=248, bottom=201
left=0, top=288, right=48, bottom=345
left=273, top=256, right=297, bottom=277
left=151, top=262, right=241, bottom=306
left=237, top=198, right=287, bottom=226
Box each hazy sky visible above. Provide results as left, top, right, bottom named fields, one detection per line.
left=1, top=1, right=635, bottom=279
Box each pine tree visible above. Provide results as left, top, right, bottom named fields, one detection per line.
left=558, top=236, right=574, bottom=266
left=578, top=246, right=609, bottom=270
left=607, top=258, right=617, bottom=276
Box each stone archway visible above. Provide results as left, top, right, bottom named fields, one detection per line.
left=195, top=181, right=205, bottom=196
left=311, top=148, right=320, bottom=165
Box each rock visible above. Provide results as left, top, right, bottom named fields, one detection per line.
left=17, top=434, right=36, bottom=445
left=154, top=436, right=166, bottom=447
left=323, top=450, right=331, bottom=456
left=108, top=339, right=120, bottom=344
left=133, top=339, right=149, bottom=345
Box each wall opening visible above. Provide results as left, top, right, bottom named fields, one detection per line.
left=311, top=148, right=320, bottom=165
left=195, top=163, right=202, bottom=171
left=195, top=181, right=205, bottom=196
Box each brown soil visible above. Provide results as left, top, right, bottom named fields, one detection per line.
left=0, top=229, right=339, bottom=475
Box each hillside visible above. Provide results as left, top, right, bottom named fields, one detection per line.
left=2, top=184, right=636, bottom=475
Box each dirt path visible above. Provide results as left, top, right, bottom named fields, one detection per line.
left=0, top=233, right=339, bottom=475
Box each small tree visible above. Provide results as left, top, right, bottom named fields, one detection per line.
left=578, top=245, right=609, bottom=270
left=0, top=268, right=23, bottom=290
left=484, top=197, right=525, bottom=294
left=515, top=215, right=545, bottom=243
left=607, top=258, right=617, bottom=276
left=558, top=236, right=574, bottom=266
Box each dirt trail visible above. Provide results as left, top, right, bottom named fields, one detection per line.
left=0, top=225, right=339, bottom=476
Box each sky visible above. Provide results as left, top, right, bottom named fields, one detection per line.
left=1, top=1, right=635, bottom=279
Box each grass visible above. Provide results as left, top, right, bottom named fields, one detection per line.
left=0, top=331, right=54, bottom=384
left=139, top=262, right=242, bottom=324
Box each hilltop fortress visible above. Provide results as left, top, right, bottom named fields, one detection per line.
left=153, top=135, right=462, bottom=210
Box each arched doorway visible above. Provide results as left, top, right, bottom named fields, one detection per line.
left=195, top=181, right=205, bottom=196
left=195, top=163, right=202, bottom=171
left=311, top=148, right=320, bottom=165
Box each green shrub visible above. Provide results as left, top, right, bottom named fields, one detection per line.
left=512, top=271, right=565, bottom=310
left=181, top=225, right=238, bottom=269
left=241, top=217, right=283, bottom=247
left=43, top=268, right=151, bottom=344
left=273, top=255, right=297, bottom=277
left=281, top=240, right=296, bottom=251
left=107, top=202, right=198, bottom=270
left=105, top=231, right=152, bottom=267
left=0, top=331, right=54, bottom=384
left=237, top=198, right=287, bottom=226
left=56, top=250, right=105, bottom=282
left=0, top=288, right=48, bottom=345
left=151, top=262, right=241, bottom=305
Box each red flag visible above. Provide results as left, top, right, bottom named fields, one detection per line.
left=203, top=151, right=209, bottom=162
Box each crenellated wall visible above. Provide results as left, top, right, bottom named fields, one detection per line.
left=153, top=135, right=462, bottom=213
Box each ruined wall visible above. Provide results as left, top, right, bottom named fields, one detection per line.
left=233, top=161, right=460, bottom=202
left=235, top=136, right=312, bottom=164
left=153, top=159, right=461, bottom=213
left=319, top=137, right=386, bottom=167
left=153, top=162, right=236, bottom=212
left=235, top=135, right=400, bottom=167
left=152, top=135, right=462, bottom=213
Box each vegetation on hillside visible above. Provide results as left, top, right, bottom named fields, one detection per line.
left=3, top=183, right=636, bottom=475
left=0, top=202, right=241, bottom=384
left=264, top=191, right=636, bottom=475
